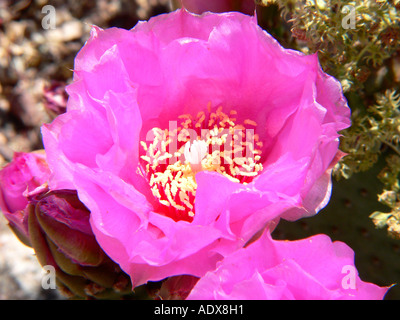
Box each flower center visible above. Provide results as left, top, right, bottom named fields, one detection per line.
left=139, top=105, right=264, bottom=222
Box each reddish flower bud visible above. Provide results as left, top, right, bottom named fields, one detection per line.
left=27, top=190, right=146, bottom=299
left=158, top=275, right=199, bottom=300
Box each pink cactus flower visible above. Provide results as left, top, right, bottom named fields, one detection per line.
left=0, top=151, right=51, bottom=243
left=42, top=9, right=351, bottom=286
left=187, top=231, right=391, bottom=300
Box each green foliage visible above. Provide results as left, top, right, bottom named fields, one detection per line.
left=257, top=0, right=400, bottom=238
left=337, top=90, right=400, bottom=239
left=257, top=0, right=400, bottom=90
left=335, top=90, right=400, bottom=178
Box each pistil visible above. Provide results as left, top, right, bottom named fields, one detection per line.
left=184, top=140, right=208, bottom=173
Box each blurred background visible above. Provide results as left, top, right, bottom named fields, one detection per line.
left=0, top=0, right=399, bottom=299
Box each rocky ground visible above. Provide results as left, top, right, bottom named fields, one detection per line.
left=0, top=214, right=62, bottom=299
left=0, top=0, right=170, bottom=300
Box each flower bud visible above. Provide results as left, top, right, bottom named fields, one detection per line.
left=158, top=275, right=199, bottom=300
left=27, top=189, right=147, bottom=299
left=33, top=190, right=104, bottom=267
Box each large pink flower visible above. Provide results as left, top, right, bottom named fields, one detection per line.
left=42, top=9, right=351, bottom=286
left=187, top=231, right=390, bottom=300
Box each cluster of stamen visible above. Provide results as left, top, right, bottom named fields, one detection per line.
left=139, top=105, right=264, bottom=222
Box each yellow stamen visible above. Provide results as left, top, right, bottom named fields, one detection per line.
left=139, top=106, right=264, bottom=221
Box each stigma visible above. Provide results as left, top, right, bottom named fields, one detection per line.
left=184, top=140, right=208, bottom=173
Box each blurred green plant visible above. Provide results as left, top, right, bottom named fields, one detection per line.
left=256, top=0, right=400, bottom=239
